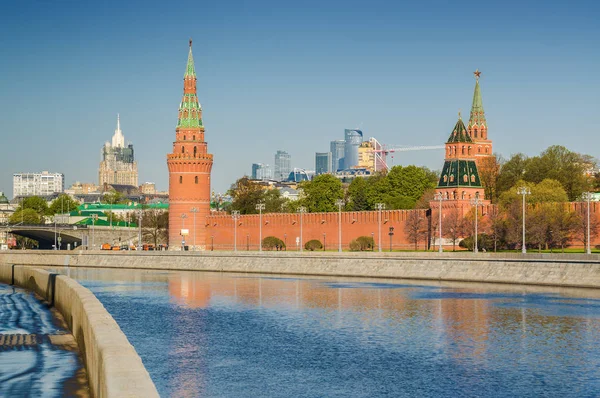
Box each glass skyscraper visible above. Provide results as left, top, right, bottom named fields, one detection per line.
left=315, top=152, right=332, bottom=175
left=329, top=140, right=345, bottom=171
left=343, top=129, right=363, bottom=169
left=274, top=150, right=292, bottom=181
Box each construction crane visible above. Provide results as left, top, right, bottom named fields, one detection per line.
left=367, top=137, right=444, bottom=172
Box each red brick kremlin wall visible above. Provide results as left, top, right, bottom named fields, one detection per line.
left=202, top=202, right=600, bottom=251
left=205, top=209, right=428, bottom=251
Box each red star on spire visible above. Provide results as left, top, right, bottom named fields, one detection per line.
left=474, top=69, right=481, bottom=80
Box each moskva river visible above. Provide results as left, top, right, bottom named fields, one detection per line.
left=62, top=268, right=600, bottom=397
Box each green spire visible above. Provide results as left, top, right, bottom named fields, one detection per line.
left=185, top=38, right=196, bottom=78
left=177, top=39, right=203, bottom=129
left=468, top=70, right=486, bottom=129
left=471, top=79, right=484, bottom=114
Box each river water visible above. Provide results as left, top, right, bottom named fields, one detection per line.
left=60, top=268, right=600, bottom=397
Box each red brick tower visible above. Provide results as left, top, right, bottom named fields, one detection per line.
left=167, top=39, right=213, bottom=250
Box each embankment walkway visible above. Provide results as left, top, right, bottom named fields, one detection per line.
left=2, top=250, right=600, bottom=289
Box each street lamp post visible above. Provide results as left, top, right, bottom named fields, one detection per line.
left=376, top=203, right=385, bottom=252
left=190, top=207, right=198, bottom=251
left=470, top=197, right=482, bottom=253
left=388, top=226, right=395, bottom=252
left=180, top=213, right=187, bottom=251
left=371, top=232, right=375, bottom=251
left=433, top=192, right=445, bottom=253
left=284, top=233, right=287, bottom=251
left=335, top=199, right=344, bottom=252
left=137, top=210, right=142, bottom=251
left=92, top=214, right=98, bottom=250
left=256, top=203, right=265, bottom=251
left=54, top=215, right=57, bottom=250
left=323, top=233, right=326, bottom=251
left=211, top=235, right=214, bottom=251
left=517, top=187, right=531, bottom=254
left=298, top=207, right=306, bottom=252
left=582, top=192, right=593, bottom=255
left=247, top=234, right=250, bottom=251
left=232, top=210, right=240, bottom=251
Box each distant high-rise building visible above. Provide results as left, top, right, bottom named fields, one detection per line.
left=252, top=163, right=272, bottom=180
left=13, top=171, right=64, bottom=197
left=274, top=150, right=291, bottom=181
left=315, top=152, right=332, bottom=175
left=99, top=115, right=138, bottom=186
left=330, top=140, right=345, bottom=171
left=344, top=129, right=363, bottom=169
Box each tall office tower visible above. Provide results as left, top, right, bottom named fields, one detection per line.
left=274, top=150, right=291, bottom=181
left=344, top=129, right=363, bottom=169
left=330, top=140, right=345, bottom=171
left=167, top=40, right=213, bottom=250
left=252, top=163, right=272, bottom=180
left=98, top=115, right=139, bottom=186
left=13, top=171, right=64, bottom=197
left=315, top=152, right=332, bottom=175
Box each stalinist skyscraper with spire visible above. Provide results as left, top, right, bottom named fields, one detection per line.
left=98, top=115, right=139, bottom=186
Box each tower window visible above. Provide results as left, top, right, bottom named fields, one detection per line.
left=183, top=135, right=186, bottom=141
left=195, top=176, right=198, bottom=184
left=182, top=146, right=185, bottom=154
left=194, top=146, right=197, bottom=157
left=193, top=135, right=196, bottom=140
left=462, top=146, right=465, bottom=155
left=179, top=176, right=183, bottom=184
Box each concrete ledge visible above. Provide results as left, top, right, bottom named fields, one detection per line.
left=2, top=250, right=600, bottom=288
left=0, top=264, right=159, bottom=398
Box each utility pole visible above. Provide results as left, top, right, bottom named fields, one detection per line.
left=517, top=187, right=531, bottom=254
left=298, top=206, right=306, bottom=252
left=433, top=192, right=445, bottom=253
left=232, top=210, right=240, bottom=251
left=335, top=199, right=343, bottom=252
left=190, top=207, right=198, bottom=251
left=256, top=203, right=265, bottom=251
left=376, top=203, right=385, bottom=252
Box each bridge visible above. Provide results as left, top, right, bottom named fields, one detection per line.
left=4, top=224, right=140, bottom=250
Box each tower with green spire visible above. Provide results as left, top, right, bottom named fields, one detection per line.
left=432, top=112, right=487, bottom=204
left=167, top=39, right=214, bottom=250
left=467, top=69, right=493, bottom=164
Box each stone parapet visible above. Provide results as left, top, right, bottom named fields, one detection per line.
left=0, top=264, right=158, bottom=398
left=2, top=251, right=600, bottom=289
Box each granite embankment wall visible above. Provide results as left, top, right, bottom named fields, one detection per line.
left=2, top=250, right=600, bottom=288
left=0, top=264, right=159, bottom=398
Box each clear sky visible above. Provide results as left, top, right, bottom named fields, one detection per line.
left=1, top=0, right=598, bottom=198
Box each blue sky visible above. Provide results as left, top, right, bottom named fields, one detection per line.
left=1, top=0, right=598, bottom=198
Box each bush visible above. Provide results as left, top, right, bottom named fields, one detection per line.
left=356, top=236, right=375, bottom=251
left=262, top=236, right=286, bottom=251
left=304, top=239, right=323, bottom=251
left=459, top=233, right=493, bottom=251
left=349, top=239, right=361, bottom=251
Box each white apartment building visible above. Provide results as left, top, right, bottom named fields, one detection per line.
left=13, top=171, right=64, bottom=197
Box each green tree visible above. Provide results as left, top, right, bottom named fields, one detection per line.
left=478, top=154, right=503, bottom=202
left=142, top=209, right=169, bottom=246
left=103, top=190, right=127, bottom=205
left=499, top=179, right=568, bottom=207
left=523, top=145, right=594, bottom=201
left=48, top=194, right=80, bottom=215
left=228, top=176, right=266, bottom=214
left=19, top=196, right=49, bottom=216
left=346, top=177, right=370, bottom=211
left=298, top=174, right=343, bottom=212
left=9, top=208, right=42, bottom=224
left=496, top=153, right=529, bottom=196
left=384, top=166, right=436, bottom=209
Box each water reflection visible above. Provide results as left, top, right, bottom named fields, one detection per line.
left=58, top=268, right=600, bottom=397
